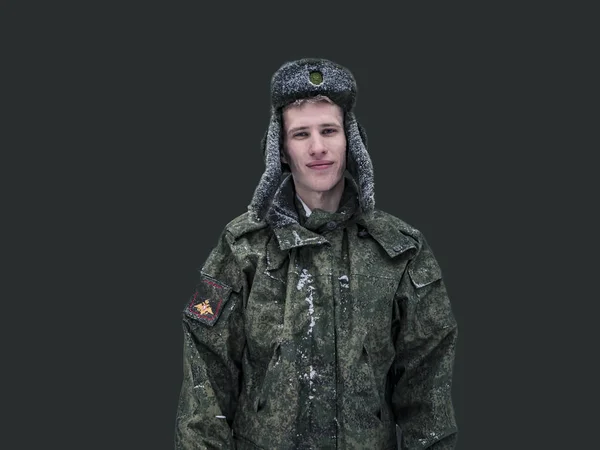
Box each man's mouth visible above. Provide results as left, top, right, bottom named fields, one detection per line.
left=307, top=161, right=334, bottom=170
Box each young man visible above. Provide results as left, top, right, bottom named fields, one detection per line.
left=175, top=58, right=458, bottom=449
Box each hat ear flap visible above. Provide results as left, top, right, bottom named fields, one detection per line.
left=248, top=111, right=284, bottom=222
left=344, top=112, right=375, bottom=214
left=357, top=120, right=368, bottom=147
left=260, top=129, right=268, bottom=158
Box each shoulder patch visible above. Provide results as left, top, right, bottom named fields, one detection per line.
left=184, top=274, right=233, bottom=326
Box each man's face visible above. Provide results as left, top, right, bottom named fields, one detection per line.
left=282, top=101, right=347, bottom=198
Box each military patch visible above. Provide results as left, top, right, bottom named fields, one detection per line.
left=194, top=299, right=213, bottom=315
left=309, top=70, right=323, bottom=85
left=184, top=274, right=233, bottom=326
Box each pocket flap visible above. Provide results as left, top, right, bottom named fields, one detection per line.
left=407, top=257, right=442, bottom=288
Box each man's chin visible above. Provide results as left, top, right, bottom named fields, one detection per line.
left=307, top=181, right=343, bottom=195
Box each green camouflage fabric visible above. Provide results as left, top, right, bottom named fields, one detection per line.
left=175, top=174, right=458, bottom=449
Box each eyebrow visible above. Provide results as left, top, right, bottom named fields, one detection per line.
left=287, top=123, right=342, bottom=134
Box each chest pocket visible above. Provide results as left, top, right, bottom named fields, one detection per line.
left=244, top=235, right=289, bottom=361
left=344, top=232, right=411, bottom=358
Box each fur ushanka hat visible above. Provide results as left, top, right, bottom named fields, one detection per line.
left=247, top=58, right=375, bottom=223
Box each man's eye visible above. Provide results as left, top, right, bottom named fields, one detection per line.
left=294, top=132, right=308, bottom=138
left=322, top=128, right=337, bottom=135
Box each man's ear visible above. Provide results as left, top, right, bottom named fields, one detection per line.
left=280, top=150, right=288, bottom=164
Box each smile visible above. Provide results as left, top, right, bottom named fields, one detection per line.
left=307, top=162, right=334, bottom=170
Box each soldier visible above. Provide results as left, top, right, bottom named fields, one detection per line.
left=175, top=58, right=458, bottom=449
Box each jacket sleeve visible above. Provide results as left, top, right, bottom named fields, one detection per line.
left=391, top=237, right=459, bottom=449
left=175, top=230, right=247, bottom=450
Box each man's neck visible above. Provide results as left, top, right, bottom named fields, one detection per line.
left=295, top=178, right=345, bottom=213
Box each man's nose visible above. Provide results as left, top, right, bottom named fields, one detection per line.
left=309, top=134, right=327, bottom=155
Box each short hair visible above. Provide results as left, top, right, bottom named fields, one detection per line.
left=282, top=94, right=334, bottom=112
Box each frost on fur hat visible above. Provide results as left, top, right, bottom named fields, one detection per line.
left=248, top=58, right=375, bottom=223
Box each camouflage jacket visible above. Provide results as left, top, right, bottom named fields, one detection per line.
left=175, top=177, right=458, bottom=449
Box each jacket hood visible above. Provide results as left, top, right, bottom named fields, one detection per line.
left=247, top=58, right=376, bottom=225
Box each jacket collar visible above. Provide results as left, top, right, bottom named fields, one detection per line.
left=265, top=174, right=416, bottom=261
left=269, top=173, right=361, bottom=251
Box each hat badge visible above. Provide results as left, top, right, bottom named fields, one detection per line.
left=308, top=70, right=323, bottom=85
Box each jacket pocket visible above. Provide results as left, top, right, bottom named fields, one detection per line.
left=352, top=274, right=398, bottom=366
left=362, top=344, right=385, bottom=423
left=245, top=270, right=287, bottom=360
left=255, top=342, right=281, bottom=413
left=407, top=264, right=455, bottom=336
left=234, top=433, right=264, bottom=449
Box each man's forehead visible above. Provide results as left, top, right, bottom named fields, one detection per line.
left=283, top=102, right=343, bottom=129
